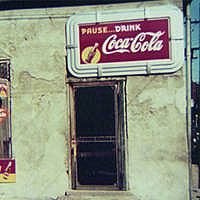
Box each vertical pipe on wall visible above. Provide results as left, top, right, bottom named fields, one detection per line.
left=186, top=3, right=192, bottom=200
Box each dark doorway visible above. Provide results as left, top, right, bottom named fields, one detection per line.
left=69, top=81, right=126, bottom=190
left=75, top=86, right=117, bottom=185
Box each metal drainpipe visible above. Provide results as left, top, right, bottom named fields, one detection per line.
left=186, top=2, right=192, bottom=200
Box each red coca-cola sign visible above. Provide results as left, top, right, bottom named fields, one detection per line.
left=67, top=6, right=184, bottom=77
left=79, top=18, right=170, bottom=65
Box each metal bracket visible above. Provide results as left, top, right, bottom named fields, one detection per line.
left=95, top=11, right=102, bottom=23
left=66, top=44, right=77, bottom=50
left=144, top=8, right=147, bottom=19
left=97, top=65, right=103, bottom=77
left=146, top=63, right=151, bottom=75
left=66, top=44, right=77, bottom=56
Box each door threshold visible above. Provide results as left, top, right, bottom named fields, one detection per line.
left=58, top=190, right=138, bottom=200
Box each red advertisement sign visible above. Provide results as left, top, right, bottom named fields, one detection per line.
left=79, top=18, right=170, bottom=65
left=0, top=106, right=8, bottom=124
left=0, top=83, right=8, bottom=97
left=0, top=82, right=9, bottom=124
left=0, top=159, right=16, bottom=182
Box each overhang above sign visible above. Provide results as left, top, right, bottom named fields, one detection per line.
left=66, top=5, right=184, bottom=78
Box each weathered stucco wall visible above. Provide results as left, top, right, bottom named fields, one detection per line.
left=0, top=15, right=68, bottom=199
left=127, top=72, right=188, bottom=200
left=0, top=0, right=188, bottom=200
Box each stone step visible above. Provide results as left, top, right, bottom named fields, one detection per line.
left=57, top=191, right=138, bottom=200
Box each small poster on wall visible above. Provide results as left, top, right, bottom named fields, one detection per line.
left=0, top=159, right=15, bottom=183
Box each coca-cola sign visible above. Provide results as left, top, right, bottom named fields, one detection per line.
left=66, top=6, right=184, bottom=77
left=79, top=19, right=170, bottom=64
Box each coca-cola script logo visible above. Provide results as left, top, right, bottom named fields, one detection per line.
left=79, top=18, right=170, bottom=64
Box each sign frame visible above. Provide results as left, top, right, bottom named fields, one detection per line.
left=66, top=5, right=184, bottom=78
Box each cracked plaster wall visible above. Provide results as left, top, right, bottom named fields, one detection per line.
left=127, top=71, right=188, bottom=200
left=0, top=0, right=188, bottom=200
left=0, top=13, right=68, bottom=200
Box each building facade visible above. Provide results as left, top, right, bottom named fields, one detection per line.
left=0, top=0, right=189, bottom=200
